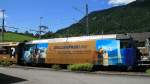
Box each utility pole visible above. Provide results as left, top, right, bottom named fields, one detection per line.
left=39, top=17, right=43, bottom=39
left=86, top=4, right=89, bottom=35
left=73, top=3, right=89, bottom=36
left=0, top=10, right=5, bottom=42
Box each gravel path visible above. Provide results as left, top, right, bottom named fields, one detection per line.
left=0, top=67, right=150, bottom=84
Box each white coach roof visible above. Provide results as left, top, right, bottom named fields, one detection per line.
left=26, top=34, right=117, bottom=44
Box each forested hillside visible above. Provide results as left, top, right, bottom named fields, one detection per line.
left=56, top=0, right=150, bottom=36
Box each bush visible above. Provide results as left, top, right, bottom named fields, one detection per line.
left=0, top=61, right=12, bottom=66
left=146, top=68, right=150, bottom=75
left=52, top=64, right=61, bottom=70
left=0, top=61, right=2, bottom=65
left=67, top=63, right=93, bottom=71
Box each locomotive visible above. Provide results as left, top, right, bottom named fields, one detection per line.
left=0, top=34, right=147, bottom=69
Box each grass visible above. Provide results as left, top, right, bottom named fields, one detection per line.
left=146, top=69, right=150, bottom=75
left=0, top=61, right=12, bottom=66
left=67, top=63, right=93, bottom=72
left=3, top=32, right=37, bottom=42
left=51, top=65, right=61, bottom=70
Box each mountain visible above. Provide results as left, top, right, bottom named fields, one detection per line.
left=55, top=0, right=150, bottom=36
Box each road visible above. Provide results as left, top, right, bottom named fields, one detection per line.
left=0, top=67, right=150, bottom=84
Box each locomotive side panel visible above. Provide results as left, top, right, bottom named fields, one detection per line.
left=46, top=40, right=97, bottom=64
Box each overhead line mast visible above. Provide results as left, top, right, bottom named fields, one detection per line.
left=0, top=10, right=5, bottom=42
left=86, top=3, right=89, bottom=36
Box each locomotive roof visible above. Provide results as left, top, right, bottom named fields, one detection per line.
left=26, top=34, right=117, bottom=44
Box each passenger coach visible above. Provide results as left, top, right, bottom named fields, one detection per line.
left=20, top=34, right=138, bottom=68
left=0, top=42, right=19, bottom=63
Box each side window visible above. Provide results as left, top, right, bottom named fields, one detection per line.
left=120, top=39, right=133, bottom=48
left=120, top=40, right=133, bottom=48
left=120, top=41, right=129, bottom=48
left=0, top=46, right=9, bottom=54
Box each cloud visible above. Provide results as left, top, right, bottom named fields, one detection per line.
left=108, top=0, right=136, bottom=6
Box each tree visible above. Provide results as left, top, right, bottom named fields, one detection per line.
left=15, top=30, right=18, bottom=33
left=24, top=31, right=29, bottom=35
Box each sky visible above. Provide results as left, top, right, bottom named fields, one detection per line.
left=0, top=0, right=136, bottom=33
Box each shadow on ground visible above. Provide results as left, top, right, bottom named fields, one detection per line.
left=0, top=73, right=27, bottom=84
